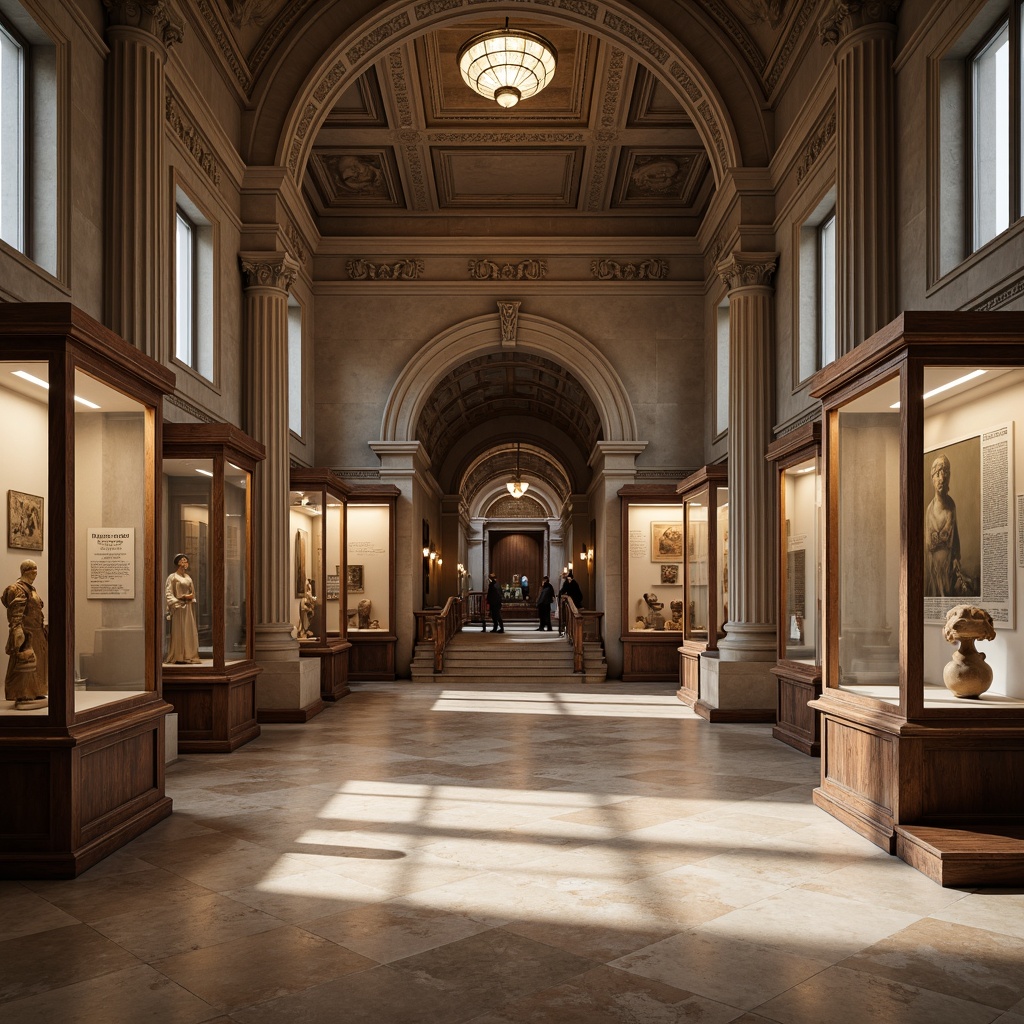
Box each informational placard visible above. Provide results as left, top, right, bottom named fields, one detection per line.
left=349, top=539, right=386, bottom=556
left=628, top=530, right=646, bottom=559
left=87, top=527, right=136, bottom=599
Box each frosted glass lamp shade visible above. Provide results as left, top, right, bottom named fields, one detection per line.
left=458, top=27, right=557, bottom=108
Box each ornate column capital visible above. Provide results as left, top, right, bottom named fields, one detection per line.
left=239, top=253, right=299, bottom=293
left=819, top=0, right=900, bottom=47
left=717, top=252, right=779, bottom=292
left=103, top=0, right=184, bottom=49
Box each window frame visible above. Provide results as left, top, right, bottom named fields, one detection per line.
left=817, top=210, right=837, bottom=372
left=171, top=184, right=217, bottom=385
left=174, top=205, right=197, bottom=369
left=0, top=12, right=26, bottom=253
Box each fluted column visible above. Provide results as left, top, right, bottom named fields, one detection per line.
left=717, top=252, right=778, bottom=660
left=240, top=253, right=299, bottom=642
left=821, top=0, right=900, bottom=355
left=103, top=1, right=183, bottom=360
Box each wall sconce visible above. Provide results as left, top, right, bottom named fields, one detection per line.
left=422, top=544, right=431, bottom=558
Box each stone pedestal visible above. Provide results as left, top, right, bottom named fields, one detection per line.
left=696, top=653, right=776, bottom=722
left=253, top=623, right=324, bottom=723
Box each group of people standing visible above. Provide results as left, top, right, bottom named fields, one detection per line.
left=484, top=569, right=583, bottom=633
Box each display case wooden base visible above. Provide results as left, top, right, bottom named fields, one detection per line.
left=811, top=693, right=1024, bottom=885
left=162, top=663, right=261, bottom=753
left=0, top=700, right=172, bottom=879
left=771, top=663, right=821, bottom=755
left=348, top=633, right=397, bottom=680
left=301, top=637, right=351, bottom=701
left=676, top=639, right=704, bottom=706
left=621, top=633, right=681, bottom=682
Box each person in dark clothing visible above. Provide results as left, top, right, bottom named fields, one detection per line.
left=520, top=573, right=530, bottom=601
left=486, top=572, right=504, bottom=633
left=536, top=575, right=555, bottom=631
left=558, top=571, right=583, bottom=608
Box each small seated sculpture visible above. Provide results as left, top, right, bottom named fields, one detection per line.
left=357, top=598, right=372, bottom=630
left=369, top=618, right=381, bottom=629
left=632, top=616, right=648, bottom=630
left=942, top=604, right=996, bottom=698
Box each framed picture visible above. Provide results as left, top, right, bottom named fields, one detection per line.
left=327, top=565, right=340, bottom=600
left=651, top=521, right=683, bottom=562
left=8, top=490, right=43, bottom=551
left=347, top=563, right=364, bottom=593
left=660, top=563, right=679, bottom=584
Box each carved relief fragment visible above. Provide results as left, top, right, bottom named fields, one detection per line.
left=590, top=259, right=669, bottom=280
left=225, top=0, right=271, bottom=28
left=469, top=259, right=547, bottom=281
left=497, top=301, right=521, bottom=345
left=347, top=259, right=425, bottom=280
left=166, top=94, right=222, bottom=186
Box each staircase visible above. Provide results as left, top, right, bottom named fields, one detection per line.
left=411, top=621, right=607, bottom=685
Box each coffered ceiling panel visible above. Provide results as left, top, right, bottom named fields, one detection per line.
left=432, top=147, right=584, bottom=209
left=612, top=149, right=712, bottom=208
left=320, top=68, right=388, bottom=129
left=306, top=150, right=405, bottom=213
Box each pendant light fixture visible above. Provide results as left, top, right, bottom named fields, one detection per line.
left=506, top=442, right=530, bottom=498
left=458, top=18, right=557, bottom=109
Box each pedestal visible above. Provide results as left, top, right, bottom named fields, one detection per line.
left=695, top=653, right=776, bottom=723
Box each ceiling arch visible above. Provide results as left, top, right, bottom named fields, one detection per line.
left=242, top=0, right=769, bottom=186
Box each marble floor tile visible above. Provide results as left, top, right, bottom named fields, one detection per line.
left=754, top=963, right=1001, bottom=1024
left=151, top=923, right=375, bottom=1011
left=931, top=890, right=1024, bottom=941
left=0, top=889, right=79, bottom=941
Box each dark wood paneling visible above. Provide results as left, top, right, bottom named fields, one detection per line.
left=0, top=754, right=51, bottom=839
left=621, top=636, right=680, bottom=681
left=348, top=636, right=396, bottom=680
left=80, top=732, right=155, bottom=827
left=489, top=531, right=544, bottom=589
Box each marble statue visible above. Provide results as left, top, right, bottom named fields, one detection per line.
left=165, top=553, right=201, bottom=664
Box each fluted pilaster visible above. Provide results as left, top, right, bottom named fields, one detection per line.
left=240, top=253, right=298, bottom=632
left=717, top=253, right=778, bottom=659
left=103, top=1, right=183, bottom=360
left=821, top=0, right=900, bottom=355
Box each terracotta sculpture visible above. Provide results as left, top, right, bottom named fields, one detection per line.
left=164, top=553, right=201, bottom=664
left=942, top=605, right=995, bottom=698
left=3, top=559, right=48, bottom=709
left=642, top=592, right=665, bottom=630
left=357, top=599, right=372, bottom=629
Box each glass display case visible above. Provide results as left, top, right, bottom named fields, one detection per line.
left=162, top=424, right=264, bottom=752
left=0, top=303, right=175, bottom=877
left=674, top=465, right=728, bottom=708
left=346, top=485, right=398, bottom=680
left=619, top=484, right=686, bottom=682
left=290, top=468, right=351, bottom=701
left=810, top=311, right=1024, bottom=885
left=766, top=421, right=822, bottom=755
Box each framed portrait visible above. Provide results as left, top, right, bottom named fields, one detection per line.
left=651, top=521, right=683, bottom=562
left=660, top=563, right=679, bottom=585
left=347, top=563, right=364, bottom=593
left=8, top=490, right=44, bottom=551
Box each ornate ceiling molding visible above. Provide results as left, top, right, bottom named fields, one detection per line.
left=698, top=0, right=767, bottom=75
left=819, top=0, right=901, bottom=47
left=284, top=224, right=307, bottom=266
left=469, top=259, right=548, bottom=281
left=226, top=0, right=271, bottom=28
left=590, top=258, right=669, bottom=280
left=165, top=92, right=222, bottom=186
left=347, top=258, right=425, bottom=280
left=194, top=0, right=251, bottom=92
left=765, top=1, right=818, bottom=93
left=104, top=0, right=184, bottom=49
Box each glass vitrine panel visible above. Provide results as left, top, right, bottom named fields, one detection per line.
left=224, top=462, right=248, bottom=662
left=0, top=362, right=51, bottom=718
left=781, top=455, right=821, bottom=664
left=74, top=369, right=151, bottom=707
left=347, top=504, right=391, bottom=632
left=162, top=457, right=213, bottom=665
left=325, top=500, right=343, bottom=634
left=290, top=489, right=324, bottom=641
left=625, top=503, right=684, bottom=633
left=684, top=488, right=710, bottom=640
left=836, top=373, right=901, bottom=703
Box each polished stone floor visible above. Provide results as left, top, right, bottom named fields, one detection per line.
left=3, top=679, right=1024, bottom=1023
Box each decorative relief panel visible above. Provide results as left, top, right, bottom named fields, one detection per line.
left=613, top=150, right=709, bottom=206
left=469, top=260, right=547, bottom=281
left=346, top=258, right=425, bottom=280
left=796, top=107, right=836, bottom=183
left=308, top=150, right=405, bottom=209
left=590, top=258, right=669, bottom=280
left=225, top=0, right=271, bottom=28
left=165, top=93, right=222, bottom=186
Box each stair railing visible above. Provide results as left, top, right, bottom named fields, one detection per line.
left=559, top=597, right=605, bottom=674
left=414, top=596, right=463, bottom=672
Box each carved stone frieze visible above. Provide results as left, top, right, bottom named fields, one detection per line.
left=239, top=254, right=299, bottom=291
left=974, top=277, right=1024, bottom=311
left=347, top=258, right=424, bottom=280
left=431, top=132, right=585, bottom=143
left=313, top=60, right=348, bottom=104
left=285, top=225, right=307, bottom=266
left=698, top=0, right=766, bottom=74
left=196, top=0, right=250, bottom=91
left=347, top=13, right=411, bottom=64
left=166, top=393, right=215, bottom=424
left=765, top=0, right=817, bottom=91
left=717, top=252, right=779, bottom=291
left=248, top=0, right=318, bottom=80
left=469, top=259, right=547, bottom=281
left=103, top=0, right=184, bottom=49
left=734, top=0, right=787, bottom=28
left=603, top=12, right=669, bottom=65
left=497, top=301, right=521, bottom=345
left=796, top=107, right=836, bottom=183
left=590, top=258, right=669, bottom=280
left=165, top=94, right=222, bottom=186
left=415, top=0, right=463, bottom=16
left=819, top=0, right=901, bottom=47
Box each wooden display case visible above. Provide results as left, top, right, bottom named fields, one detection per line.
left=162, top=424, right=264, bottom=752
left=345, top=485, right=398, bottom=680
left=290, top=468, right=351, bottom=701
left=0, top=304, right=174, bottom=878
left=766, top=422, right=822, bottom=755
left=674, top=465, right=728, bottom=710
left=810, top=311, right=1024, bottom=885
left=620, top=484, right=686, bottom=682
